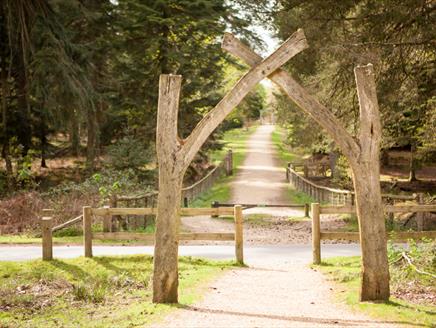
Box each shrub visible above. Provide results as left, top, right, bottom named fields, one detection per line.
left=106, top=136, right=153, bottom=170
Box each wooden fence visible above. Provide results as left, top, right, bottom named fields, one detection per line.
left=41, top=205, right=244, bottom=263
left=286, top=163, right=419, bottom=206
left=311, top=203, right=436, bottom=264
left=46, top=150, right=233, bottom=233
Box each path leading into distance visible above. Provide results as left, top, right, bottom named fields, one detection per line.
left=230, top=124, right=289, bottom=205
left=155, top=125, right=399, bottom=328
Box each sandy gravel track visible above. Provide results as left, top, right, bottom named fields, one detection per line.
left=154, top=262, right=400, bottom=328
left=160, top=126, right=400, bottom=327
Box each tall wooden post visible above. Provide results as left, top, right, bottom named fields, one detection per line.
left=83, top=206, right=92, bottom=258
left=311, top=203, right=321, bottom=264
left=234, top=205, right=244, bottom=264
left=41, top=217, right=53, bottom=261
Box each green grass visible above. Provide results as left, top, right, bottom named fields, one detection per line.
left=190, top=126, right=257, bottom=207
left=271, top=127, right=303, bottom=164
left=271, top=126, right=315, bottom=205
left=0, top=255, right=237, bottom=328
left=0, top=234, right=161, bottom=245
left=315, top=256, right=436, bottom=327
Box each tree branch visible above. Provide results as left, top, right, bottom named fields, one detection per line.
left=181, top=29, right=309, bottom=169
left=221, top=32, right=360, bottom=160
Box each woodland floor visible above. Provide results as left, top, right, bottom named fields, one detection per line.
left=169, top=125, right=403, bottom=327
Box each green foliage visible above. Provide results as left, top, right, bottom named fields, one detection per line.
left=331, top=155, right=352, bottom=189
left=267, top=0, right=434, bottom=161
left=106, top=136, right=153, bottom=171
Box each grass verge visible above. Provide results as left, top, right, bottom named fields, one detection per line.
left=315, top=256, right=435, bottom=327
left=0, top=255, right=237, bottom=328
left=191, top=125, right=257, bottom=207
left=271, top=126, right=315, bottom=205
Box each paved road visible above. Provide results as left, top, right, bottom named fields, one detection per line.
left=0, top=244, right=360, bottom=263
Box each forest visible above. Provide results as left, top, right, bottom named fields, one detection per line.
left=0, top=0, right=434, bottom=230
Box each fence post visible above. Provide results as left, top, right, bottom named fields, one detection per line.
left=304, top=203, right=309, bottom=217
left=234, top=205, right=244, bottom=264
left=286, top=163, right=290, bottom=181
left=211, top=201, right=219, bottom=218
left=103, top=205, right=111, bottom=232
left=110, top=196, right=118, bottom=232
left=416, top=193, right=424, bottom=231
left=41, top=217, right=53, bottom=261
left=83, top=206, right=93, bottom=258
left=226, top=149, right=233, bottom=176
left=303, top=164, right=308, bottom=178
left=311, top=203, right=321, bottom=264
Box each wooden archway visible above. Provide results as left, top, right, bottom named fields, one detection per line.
left=153, top=28, right=389, bottom=303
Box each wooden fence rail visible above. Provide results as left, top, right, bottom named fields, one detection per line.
left=41, top=205, right=244, bottom=263
left=287, top=162, right=419, bottom=206
left=311, top=203, right=436, bottom=264
left=81, top=205, right=244, bottom=263
left=104, top=149, right=233, bottom=231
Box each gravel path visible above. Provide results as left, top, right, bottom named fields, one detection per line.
left=161, top=125, right=400, bottom=327
left=230, top=124, right=289, bottom=205
left=154, top=261, right=400, bottom=328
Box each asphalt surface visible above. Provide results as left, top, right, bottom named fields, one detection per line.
left=0, top=244, right=361, bottom=263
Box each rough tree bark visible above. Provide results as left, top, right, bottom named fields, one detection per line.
left=352, top=65, right=390, bottom=301
left=70, top=109, right=80, bottom=157
left=153, top=29, right=308, bottom=303
left=86, top=107, right=97, bottom=171
left=222, top=35, right=390, bottom=301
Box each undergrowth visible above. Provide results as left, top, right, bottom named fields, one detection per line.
left=316, top=239, right=436, bottom=327
left=0, top=255, right=237, bottom=327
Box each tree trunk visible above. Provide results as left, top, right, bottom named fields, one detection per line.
left=352, top=165, right=390, bottom=300
left=152, top=171, right=183, bottom=303
left=70, top=109, right=80, bottom=156
left=353, top=64, right=390, bottom=301
left=409, top=144, right=418, bottom=182
left=15, top=51, right=32, bottom=154
left=40, top=122, right=48, bottom=168
left=86, top=108, right=96, bottom=171
left=0, top=63, right=13, bottom=185
left=153, top=75, right=183, bottom=303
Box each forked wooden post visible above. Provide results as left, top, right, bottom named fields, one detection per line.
left=83, top=206, right=93, bottom=258
left=103, top=205, right=111, bottom=232
left=41, top=217, right=53, bottom=261
left=311, top=203, right=321, bottom=264
left=234, top=205, right=244, bottom=264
